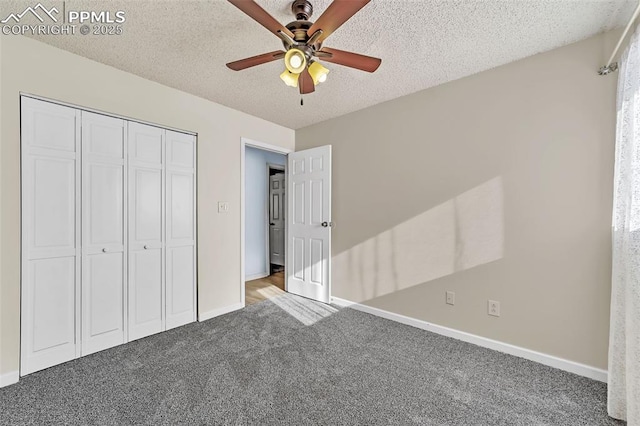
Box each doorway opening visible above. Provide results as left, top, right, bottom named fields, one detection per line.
left=242, top=142, right=290, bottom=306
left=241, top=138, right=333, bottom=308
left=246, top=163, right=286, bottom=305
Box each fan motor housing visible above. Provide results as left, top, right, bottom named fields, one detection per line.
left=285, top=19, right=313, bottom=43
left=291, top=0, right=313, bottom=20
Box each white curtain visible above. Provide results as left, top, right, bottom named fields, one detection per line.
left=609, top=24, right=640, bottom=424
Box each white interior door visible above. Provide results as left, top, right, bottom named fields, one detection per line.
left=269, top=173, right=285, bottom=266
left=286, top=146, right=332, bottom=303
left=128, top=122, right=165, bottom=341
left=81, top=112, right=126, bottom=355
left=20, top=97, right=81, bottom=375
left=165, top=130, right=197, bottom=330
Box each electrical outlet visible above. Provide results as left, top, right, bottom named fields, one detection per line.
left=446, top=291, right=455, bottom=305
left=488, top=300, right=500, bottom=317
left=218, top=201, right=229, bottom=213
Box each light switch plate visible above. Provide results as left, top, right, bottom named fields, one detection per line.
left=446, top=291, right=455, bottom=305
left=218, top=201, right=229, bottom=213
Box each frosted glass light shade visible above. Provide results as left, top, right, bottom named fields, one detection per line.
left=308, top=61, right=330, bottom=84
left=280, top=69, right=299, bottom=87
left=285, top=49, right=307, bottom=74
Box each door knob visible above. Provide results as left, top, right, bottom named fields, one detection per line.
left=102, top=248, right=108, bottom=253
left=270, top=223, right=275, bottom=226
left=321, top=221, right=334, bottom=228
left=143, top=245, right=149, bottom=250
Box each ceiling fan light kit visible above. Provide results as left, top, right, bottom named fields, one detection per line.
left=284, top=48, right=307, bottom=74
left=308, top=61, right=329, bottom=84
left=280, top=69, right=300, bottom=87
left=226, top=0, right=382, bottom=95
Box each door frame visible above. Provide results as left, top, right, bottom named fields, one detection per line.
left=265, top=163, right=285, bottom=275
left=240, top=138, right=293, bottom=307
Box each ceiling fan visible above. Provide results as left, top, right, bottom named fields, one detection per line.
left=225, top=0, right=382, bottom=95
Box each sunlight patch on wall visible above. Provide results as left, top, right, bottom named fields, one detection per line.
left=333, top=177, right=504, bottom=302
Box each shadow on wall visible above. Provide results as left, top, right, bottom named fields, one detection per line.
left=333, top=177, right=505, bottom=302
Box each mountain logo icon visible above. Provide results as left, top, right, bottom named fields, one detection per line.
left=1, top=3, right=59, bottom=24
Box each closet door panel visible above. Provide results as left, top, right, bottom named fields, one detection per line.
left=131, top=124, right=163, bottom=164
left=29, top=156, right=76, bottom=257
left=23, top=257, right=77, bottom=373
left=130, top=249, right=163, bottom=334
left=81, top=112, right=126, bottom=356
left=82, top=252, right=125, bottom=354
left=167, top=172, right=194, bottom=242
left=167, top=132, right=195, bottom=169
left=128, top=166, right=163, bottom=339
left=86, top=163, right=124, bottom=246
left=84, top=118, right=124, bottom=158
left=166, top=131, right=196, bottom=330
left=166, top=246, right=195, bottom=329
left=26, top=101, right=77, bottom=152
left=128, top=122, right=165, bottom=341
left=133, top=168, right=163, bottom=242
left=21, top=97, right=80, bottom=376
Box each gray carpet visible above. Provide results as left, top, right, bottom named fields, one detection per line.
left=0, top=293, right=623, bottom=425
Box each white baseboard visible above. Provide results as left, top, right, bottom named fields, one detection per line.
left=198, top=302, right=245, bottom=322
left=332, top=297, right=608, bottom=382
left=0, top=371, right=19, bottom=388
left=245, top=272, right=269, bottom=281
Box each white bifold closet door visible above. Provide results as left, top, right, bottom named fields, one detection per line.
left=165, top=130, right=197, bottom=330
left=20, top=98, right=81, bottom=375
left=81, top=112, right=126, bottom=355
left=127, top=125, right=197, bottom=339
left=128, top=123, right=166, bottom=341
left=21, top=97, right=197, bottom=376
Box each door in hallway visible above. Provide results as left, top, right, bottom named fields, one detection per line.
left=269, top=172, right=285, bottom=267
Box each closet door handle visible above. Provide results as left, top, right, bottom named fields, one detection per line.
left=143, top=245, right=149, bottom=250
left=102, top=248, right=108, bottom=253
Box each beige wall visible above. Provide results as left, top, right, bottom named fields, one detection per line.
left=0, top=36, right=294, bottom=376
left=296, top=32, right=618, bottom=369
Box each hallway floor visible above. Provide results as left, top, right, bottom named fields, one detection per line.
left=245, top=271, right=285, bottom=305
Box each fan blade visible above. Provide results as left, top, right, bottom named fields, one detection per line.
left=299, top=69, right=315, bottom=94
left=307, top=0, right=370, bottom=43
left=226, top=50, right=286, bottom=71
left=227, top=0, right=295, bottom=38
left=318, top=48, right=381, bottom=72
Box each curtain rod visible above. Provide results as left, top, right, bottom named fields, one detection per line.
left=599, top=0, right=640, bottom=75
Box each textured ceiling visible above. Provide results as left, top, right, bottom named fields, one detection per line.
left=3, top=0, right=636, bottom=129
